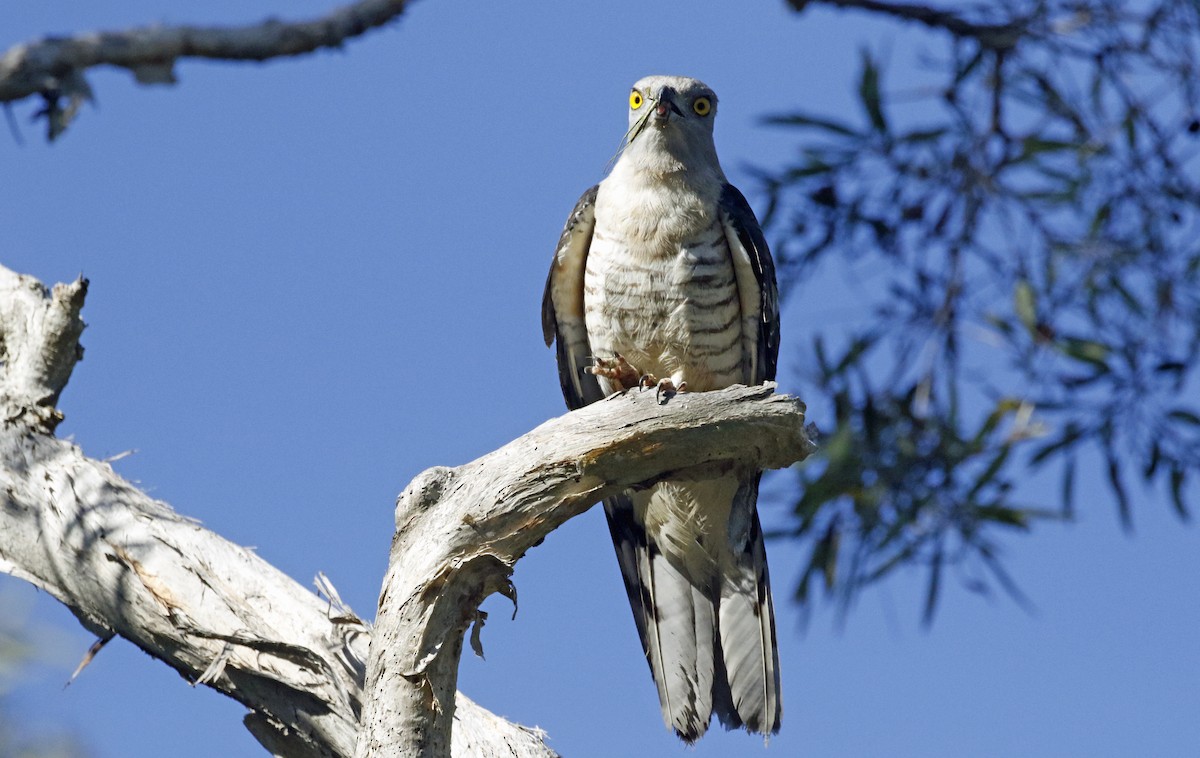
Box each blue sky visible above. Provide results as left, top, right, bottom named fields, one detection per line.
left=3, top=2, right=1199, bottom=756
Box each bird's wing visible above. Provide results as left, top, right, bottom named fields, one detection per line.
left=713, top=184, right=782, bottom=735
left=542, top=185, right=604, bottom=410
left=718, top=183, right=780, bottom=384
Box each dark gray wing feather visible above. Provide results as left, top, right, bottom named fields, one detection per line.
left=542, top=185, right=603, bottom=409
left=715, top=185, right=783, bottom=735
left=719, top=183, right=780, bottom=383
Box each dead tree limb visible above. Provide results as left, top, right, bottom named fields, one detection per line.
left=0, top=0, right=414, bottom=138
left=357, top=386, right=816, bottom=756
left=0, top=264, right=815, bottom=756
left=0, top=264, right=555, bottom=758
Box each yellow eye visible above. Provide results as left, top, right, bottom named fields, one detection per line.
left=630, top=90, right=644, bottom=110
left=692, top=96, right=712, bottom=116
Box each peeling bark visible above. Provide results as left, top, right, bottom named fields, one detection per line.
left=0, top=265, right=555, bottom=757
left=0, top=265, right=815, bottom=757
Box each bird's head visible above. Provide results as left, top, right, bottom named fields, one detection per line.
left=617, top=75, right=721, bottom=176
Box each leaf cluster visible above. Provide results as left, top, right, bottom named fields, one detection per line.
left=766, top=0, right=1200, bottom=620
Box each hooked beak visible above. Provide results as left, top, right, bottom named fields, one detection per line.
left=652, top=89, right=684, bottom=125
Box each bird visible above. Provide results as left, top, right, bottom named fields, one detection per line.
left=541, top=75, right=781, bottom=742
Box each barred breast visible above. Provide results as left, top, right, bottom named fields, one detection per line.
left=583, top=200, right=746, bottom=393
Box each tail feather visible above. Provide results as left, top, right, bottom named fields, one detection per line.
left=715, top=478, right=780, bottom=733
left=642, top=539, right=715, bottom=740
left=603, top=477, right=780, bottom=742
left=604, top=494, right=716, bottom=741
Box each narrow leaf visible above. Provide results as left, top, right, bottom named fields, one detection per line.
left=1168, top=408, right=1200, bottom=426
left=977, top=542, right=1036, bottom=614
left=858, top=49, right=889, bottom=134
left=1062, top=456, right=1076, bottom=520
left=898, top=127, right=948, bottom=143
left=1170, top=467, right=1190, bottom=521
left=967, top=446, right=1011, bottom=500
left=1057, top=336, right=1111, bottom=368
left=922, top=540, right=944, bottom=627
left=1014, top=279, right=1037, bottom=333
left=1107, top=453, right=1132, bottom=531
left=974, top=504, right=1031, bottom=530
left=821, top=520, right=841, bottom=591
left=1020, top=137, right=1079, bottom=156
left=763, top=112, right=860, bottom=137
left=954, top=48, right=985, bottom=85
left=1030, top=424, right=1084, bottom=465
left=974, top=398, right=1020, bottom=444
left=1143, top=440, right=1161, bottom=481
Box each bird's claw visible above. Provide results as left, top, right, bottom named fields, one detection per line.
left=588, top=356, right=686, bottom=401
left=655, top=378, right=686, bottom=404
left=587, top=354, right=642, bottom=392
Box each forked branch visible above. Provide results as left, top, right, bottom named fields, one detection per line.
left=358, top=385, right=816, bottom=756
left=0, top=265, right=815, bottom=757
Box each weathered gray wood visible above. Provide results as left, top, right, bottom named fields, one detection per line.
left=0, top=264, right=814, bottom=756
left=357, top=384, right=816, bottom=757
left=0, top=264, right=557, bottom=758
left=0, top=1, right=413, bottom=104
left=0, top=268, right=86, bottom=430
left=0, top=0, right=416, bottom=137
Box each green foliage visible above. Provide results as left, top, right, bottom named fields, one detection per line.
left=766, top=1, right=1200, bottom=620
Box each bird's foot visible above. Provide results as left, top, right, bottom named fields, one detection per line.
left=586, top=354, right=642, bottom=392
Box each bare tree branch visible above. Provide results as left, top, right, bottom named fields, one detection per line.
left=0, top=264, right=815, bottom=756
left=0, top=264, right=555, bottom=758
left=357, top=385, right=816, bottom=756
left=0, top=0, right=413, bottom=138
left=0, top=268, right=86, bottom=430
left=788, top=0, right=1026, bottom=49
